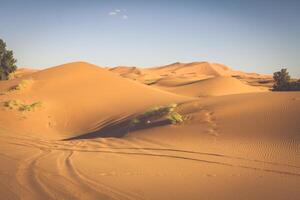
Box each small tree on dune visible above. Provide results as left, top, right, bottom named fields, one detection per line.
left=273, top=68, right=291, bottom=91
left=273, top=68, right=300, bottom=91
left=0, top=39, right=17, bottom=80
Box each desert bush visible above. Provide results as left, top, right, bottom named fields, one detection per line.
left=273, top=68, right=300, bottom=91
left=11, top=79, right=34, bottom=91
left=289, top=81, right=300, bottom=91
left=4, top=100, right=23, bottom=110
left=167, top=111, right=184, bottom=124
left=19, top=101, right=42, bottom=112
left=273, top=68, right=291, bottom=91
left=130, top=103, right=184, bottom=127
left=0, top=39, right=17, bottom=80
left=8, top=72, right=16, bottom=80
left=4, top=100, right=42, bottom=112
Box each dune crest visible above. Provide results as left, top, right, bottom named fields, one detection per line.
left=0, top=62, right=187, bottom=139
left=146, top=62, right=233, bottom=77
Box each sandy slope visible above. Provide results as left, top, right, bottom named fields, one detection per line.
left=0, top=62, right=187, bottom=139
left=0, top=62, right=299, bottom=200
left=155, top=76, right=268, bottom=97
left=8, top=68, right=39, bottom=79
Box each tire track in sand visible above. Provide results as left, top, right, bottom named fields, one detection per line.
left=57, top=150, right=144, bottom=200
left=9, top=138, right=300, bottom=177
left=15, top=148, right=54, bottom=200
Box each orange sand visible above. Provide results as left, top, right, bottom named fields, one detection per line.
left=0, top=62, right=299, bottom=200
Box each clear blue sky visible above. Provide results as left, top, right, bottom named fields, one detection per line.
left=0, top=0, right=299, bottom=77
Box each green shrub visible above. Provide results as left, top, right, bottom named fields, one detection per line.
left=8, top=72, right=16, bottom=80
left=4, top=100, right=23, bottom=110
left=4, top=100, right=42, bottom=112
left=273, top=68, right=300, bottom=91
left=130, top=103, right=184, bottom=127
left=19, top=101, right=42, bottom=112
left=12, top=79, right=34, bottom=91
left=289, top=81, right=300, bottom=91
left=167, top=111, right=184, bottom=124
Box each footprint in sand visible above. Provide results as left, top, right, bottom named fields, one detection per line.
left=203, top=111, right=219, bottom=136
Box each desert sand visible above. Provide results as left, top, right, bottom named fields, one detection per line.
left=0, top=62, right=299, bottom=200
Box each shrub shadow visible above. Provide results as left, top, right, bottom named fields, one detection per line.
left=64, top=118, right=171, bottom=140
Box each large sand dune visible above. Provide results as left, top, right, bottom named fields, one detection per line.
left=0, top=62, right=187, bottom=139
left=0, top=61, right=299, bottom=200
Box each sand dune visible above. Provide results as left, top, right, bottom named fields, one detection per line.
left=110, top=62, right=231, bottom=83
left=0, top=62, right=187, bottom=139
left=155, top=76, right=268, bottom=97
left=0, top=61, right=299, bottom=200
left=109, top=66, right=142, bottom=77
left=9, top=68, right=39, bottom=79
left=110, top=62, right=272, bottom=86
left=145, top=62, right=233, bottom=77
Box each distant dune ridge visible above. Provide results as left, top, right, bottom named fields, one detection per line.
left=0, top=61, right=299, bottom=200
left=110, top=61, right=271, bottom=78
left=110, top=61, right=271, bottom=96
left=156, top=76, right=267, bottom=97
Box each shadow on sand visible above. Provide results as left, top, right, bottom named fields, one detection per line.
left=64, top=117, right=171, bottom=140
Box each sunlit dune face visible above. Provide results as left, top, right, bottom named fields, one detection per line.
left=0, top=61, right=300, bottom=199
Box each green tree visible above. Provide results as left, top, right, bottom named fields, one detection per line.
left=0, top=39, right=17, bottom=80
left=289, top=79, right=300, bottom=91
left=273, top=68, right=291, bottom=91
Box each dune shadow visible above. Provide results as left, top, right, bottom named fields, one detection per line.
left=65, top=118, right=171, bottom=140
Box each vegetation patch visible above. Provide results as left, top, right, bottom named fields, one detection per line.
left=4, top=100, right=42, bottom=112
left=0, top=38, right=17, bottom=80
left=130, top=103, right=184, bottom=128
left=10, top=79, right=34, bottom=91
left=8, top=72, right=17, bottom=80
left=167, top=111, right=184, bottom=124
left=66, top=104, right=185, bottom=139
left=273, top=68, right=300, bottom=91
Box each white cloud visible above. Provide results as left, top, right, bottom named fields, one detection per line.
left=108, top=9, right=129, bottom=20
left=109, top=11, right=117, bottom=16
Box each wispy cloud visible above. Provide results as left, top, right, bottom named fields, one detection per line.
left=109, top=11, right=117, bottom=16
left=108, top=9, right=128, bottom=20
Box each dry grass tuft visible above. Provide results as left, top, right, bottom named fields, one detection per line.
left=10, top=79, right=34, bottom=91
left=4, top=100, right=42, bottom=112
